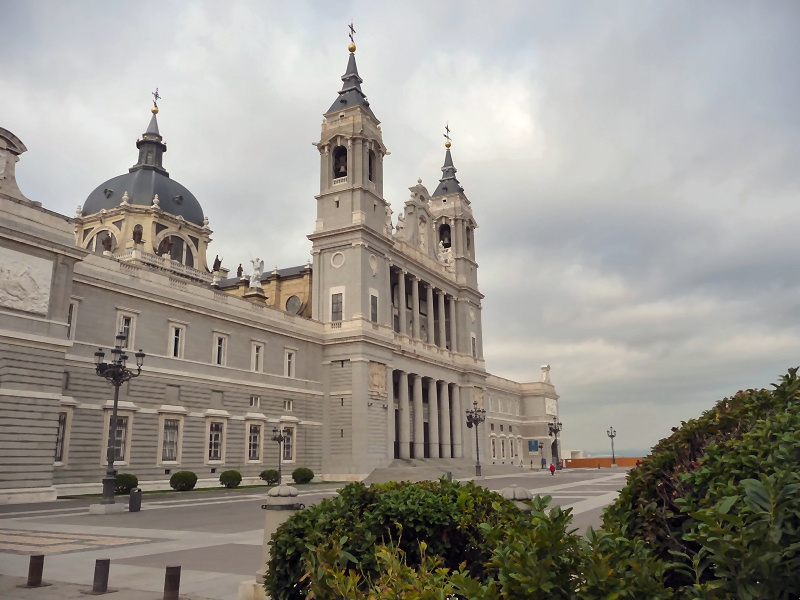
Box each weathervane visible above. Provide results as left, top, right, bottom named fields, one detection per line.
left=444, top=122, right=452, bottom=148
left=348, top=21, right=356, bottom=45
left=151, top=88, right=161, bottom=114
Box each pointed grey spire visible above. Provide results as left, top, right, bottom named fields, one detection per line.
left=432, top=148, right=464, bottom=197
left=326, top=49, right=375, bottom=117
left=146, top=112, right=160, bottom=136
left=130, top=106, right=168, bottom=175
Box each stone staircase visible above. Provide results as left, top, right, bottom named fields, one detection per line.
left=362, top=458, right=531, bottom=485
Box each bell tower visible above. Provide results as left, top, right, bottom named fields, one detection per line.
left=309, top=35, right=393, bottom=324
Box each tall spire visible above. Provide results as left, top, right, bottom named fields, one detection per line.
left=131, top=91, right=168, bottom=175
left=432, top=127, right=463, bottom=197
left=326, top=28, right=375, bottom=117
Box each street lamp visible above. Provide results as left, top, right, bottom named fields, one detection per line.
left=548, top=415, right=563, bottom=470
left=607, top=426, right=617, bottom=466
left=271, top=427, right=289, bottom=484
left=94, top=332, right=145, bottom=505
left=465, top=400, right=486, bottom=477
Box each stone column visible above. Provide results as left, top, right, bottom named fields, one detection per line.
left=398, top=371, right=410, bottom=459
left=448, top=295, right=458, bottom=353
left=439, top=381, right=451, bottom=458
left=398, top=270, right=407, bottom=336
left=437, top=290, right=446, bottom=349
left=387, top=366, right=395, bottom=460
left=427, top=378, right=439, bottom=458
left=411, top=276, right=420, bottom=340
left=426, top=284, right=435, bottom=345
left=451, top=384, right=463, bottom=458
left=412, top=374, right=424, bottom=458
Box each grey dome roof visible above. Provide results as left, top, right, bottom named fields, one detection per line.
left=82, top=112, right=205, bottom=226
left=83, top=170, right=204, bottom=225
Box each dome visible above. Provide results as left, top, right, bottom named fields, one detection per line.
left=83, top=169, right=204, bottom=226
left=81, top=111, right=205, bottom=226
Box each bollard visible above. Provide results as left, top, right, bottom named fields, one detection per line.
left=129, top=488, right=142, bottom=512
left=446, top=471, right=452, bottom=482
left=163, top=565, right=181, bottom=600
left=598, top=462, right=601, bottom=469
left=92, top=558, right=110, bottom=593
left=27, top=554, right=44, bottom=587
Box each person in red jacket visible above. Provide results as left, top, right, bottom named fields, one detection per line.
left=549, top=462, right=556, bottom=476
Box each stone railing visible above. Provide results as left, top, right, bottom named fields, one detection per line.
left=332, top=176, right=348, bottom=186
left=113, top=248, right=213, bottom=284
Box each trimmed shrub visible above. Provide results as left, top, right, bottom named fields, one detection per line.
left=114, top=473, right=138, bottom=495
left=291, top=467, right=314, bottom=484
left=219, top=469, right=242, bottom=488
left=260, top=469, right=279, bottom=485
left=169, top=470, right=198, bottom=491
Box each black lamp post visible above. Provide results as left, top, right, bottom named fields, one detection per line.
left=548, top=415, right=563, bottom=470
left=607, top=426, right=617, bottom=466
left=94, top=332, right=145, bottom=505
left=465, top=400, right=486, bottom=477
left=271, top=427, right=288, bottom=484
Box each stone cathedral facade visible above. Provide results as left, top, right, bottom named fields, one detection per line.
left=0, top=45, right=560, bottom=503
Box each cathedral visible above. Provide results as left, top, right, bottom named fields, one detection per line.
left=0, top=41, right=560, bottom=503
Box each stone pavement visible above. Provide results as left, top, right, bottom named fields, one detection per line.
left=0, top=469, right=629, bottom=599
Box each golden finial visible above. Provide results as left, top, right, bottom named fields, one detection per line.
left=445, top=140, right=451, bottom=148
left=444, top=123, right=451, bottom=148
left=348, top=21, right=356, bottom=53
left=151, top=87, right=161, bottom=114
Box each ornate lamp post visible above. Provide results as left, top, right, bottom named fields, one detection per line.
left=94, top=332, right=145, bottom=505
left=607, top=426, right=617, bottom=466
left=271, top=427, right=288, bottom=484
left=465, top=400, right=486, bottom=477
left=548, top=415, right=563, bottom=470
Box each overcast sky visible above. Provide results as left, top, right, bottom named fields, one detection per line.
left=3, top=1, right=799, bottom=455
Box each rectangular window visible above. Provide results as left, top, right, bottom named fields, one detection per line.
left=248, top=424, right=261, bottom=461
left=283, top=427, right=294, bottom=462
left=116, top=313, right=136, bottom=349
left=331, top=293, right=343, bottom=322
left=510, top=439, right=515, bottom=458
left=509, top=426, right=513, bottom=433
left=113, top=416, right=129, bottom=462
left=491, top=438, right=497, bottom=460
left=283, top=399, right=293, bottom=412
left=54, top=412, right=67, bottom=462
left=66, top=303, right=77, bottom=340
left=250, top=395, right=260, bottom=408
left=471, top=335, right=477, bottom=358
left=370, top=294, right=378, bottom=323
left=162, top=419, right=179, bottom=462
left=208, top=421, right=223, bottom=461
left=284, top=350, right=296, bottom=378
left=169, top=324, right=185, bottom=358
left=501, top=439, right=506, bottom=459
left=252, top=343, right=264, bottom=372
left=213, top=334, right=227, bottom=366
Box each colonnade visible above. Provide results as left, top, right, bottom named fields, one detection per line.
left=391, top=267, right=458, bottom=353
left=389, top=369, right=466, bottom=460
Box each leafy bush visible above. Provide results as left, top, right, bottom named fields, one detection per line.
left=260, top=469, right=279, bottom=485
left=169, top=470, right=198, bottom=491
left=265, top=478, right=526, bottom=600
left=114, top=473, right=138, bottom=495
left=219, top=469, right=242, bottom=488
left=603, top=368, right=800, bottom=594
left=291, top=466, right=314, bottom=484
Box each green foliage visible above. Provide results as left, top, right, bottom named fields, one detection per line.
left=264, top=478, right=524, bottom=600
left=260, top=469, right=279, bottom=485
left=114, top=473, right=138, bottom=495
left=169, top=470, right=198, bottom=491
left=604, top=368, right=800, bottom=593
left=291, top=467, right=314, bottom=484
left=219, top=469, right=242, bottom=488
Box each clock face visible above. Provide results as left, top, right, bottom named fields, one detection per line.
left=285, top=295, right=302, bottom=315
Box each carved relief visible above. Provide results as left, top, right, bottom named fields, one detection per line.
left=545, top=398, right=558, bottom=416
left=368, top=361, right=387, bottom=394
left=473, top=387, right=484, bottom=409
left=0, top=246, right=52, bottom=315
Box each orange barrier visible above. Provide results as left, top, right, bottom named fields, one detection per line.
left=564, top=457, right=642, bottom=469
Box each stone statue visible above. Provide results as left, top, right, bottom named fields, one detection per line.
left=158, top=236, right=173, bottom=256
left=437, top=240, right=446, bottom=260
left=418, top=218, right=427, bottom=252
left=394, top=212, right=405, bottom=237
left=101, top=233, right=113, bottom=252
left=213, top=255, right=222, bottom=272
left=132, top=225, right=143, bottom=244
left=237, top=263, right=243, bottom=278
left=384, top=204, right=393, bottom=235
left=249, top=258, right=264, bottom=288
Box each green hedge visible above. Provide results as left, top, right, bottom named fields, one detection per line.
left=169, top=470, right=197, bottom=491
left=114, top=473, right=138, bottom=495
left=260, top=469, right=279, bottom=485
left=219, top=470, right=242, bottom=488
left=291, top=467, right=314, bottom=484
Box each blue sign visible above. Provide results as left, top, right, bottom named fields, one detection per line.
left=528, top=440, right=539, bottom=452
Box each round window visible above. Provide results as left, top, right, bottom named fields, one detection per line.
left=285, top=295, right=302, bottom=315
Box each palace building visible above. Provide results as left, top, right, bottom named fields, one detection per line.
left=0, top=42, right=560, bottom=503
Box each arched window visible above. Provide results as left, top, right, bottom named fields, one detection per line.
left=438, top=223, right=451, bottom=248
left=368, top=149, right=376, bottom=182
left=158, top=235, right=195, bottom=268
left=89, top=231, right=117, bottom=254
left=332, top=146, right=348, bottom=180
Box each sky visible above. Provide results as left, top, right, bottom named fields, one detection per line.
left=2, top=1, right=800, bottom=456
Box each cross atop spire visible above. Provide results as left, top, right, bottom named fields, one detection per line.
left=151, top=88, right=161, bottom=114
left=444, top=122, right=452, bottom=148
left=348, top=21, right=356, bottom=45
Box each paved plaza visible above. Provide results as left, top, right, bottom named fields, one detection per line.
left=0, top=468, right=628, bottom=599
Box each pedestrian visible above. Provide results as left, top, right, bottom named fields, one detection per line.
left=541, top=456, right=547, bottom=470
left=549, top=462, right=556, bottom=476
